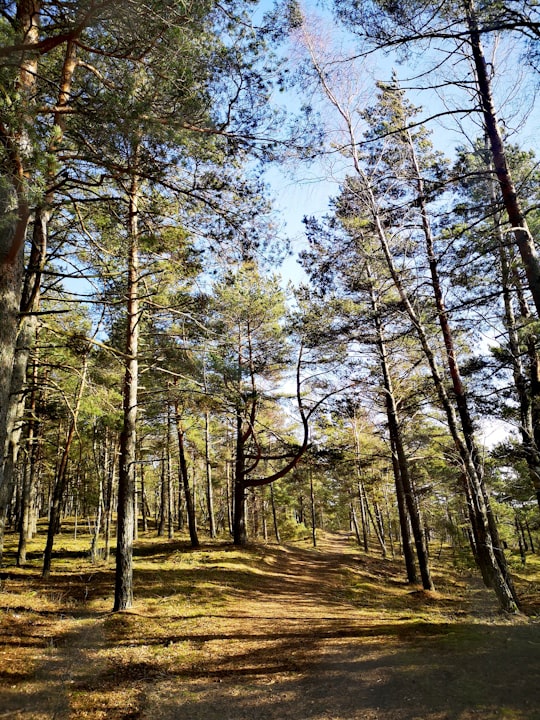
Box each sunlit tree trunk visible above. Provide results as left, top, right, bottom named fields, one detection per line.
left=0, top=0, right=40, bottom=560
left=167, top=407, right=174, bottom=539
left=104, top=432, right=117, bottom=562
left=2, top=33, right=77, bottom=559
left=140, top=463, right=148, bottom=533
left=351, top=419, right=370, bottom=552
left=0, top=312, right=38, bottom=560
left=114, top=171, right=141, bottom=611
left=158, top=456, right=167, bottom=537
left=389, top=435, right=417, bottom=581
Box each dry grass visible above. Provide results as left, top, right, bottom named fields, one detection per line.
left=1, top=526, right=540, bottom=719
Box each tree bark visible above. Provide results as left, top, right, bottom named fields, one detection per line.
left=16, top=354, right=40, bottom=566
left=464, top=0, right=540, bottom=317
left=174, top=406, right=199, bottom=548
left=495, top=189, right=540, bottom=511
left=114, top=172, right=140, bottom=611
left=233, top=411, right=248, bottom=545
left=0, top=0, right=40, bottom=558
left=270, top=482, right=280, bottom=543
left=309, top=465, right=317, bottom=548
left=390, top=434, right=417, bottom=582
left=2, top=31, right=77, bottom=556
left=352, top=419, right=370, bottom=553
left=0, top=312, right=38, bottom=560
left=204, top=410, right=216, bottom=538
left=367, top=264, right=426, bottom=585
left=140, top=462, right=148, bottom=533
left=42, top=351, right=89, bottom=578
left=158, top=456, right=167, bottom=537
left=90, top=476, right=104, bottom=563
left=105, top=440, right=116, bottom=562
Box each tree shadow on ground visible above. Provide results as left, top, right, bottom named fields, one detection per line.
left=3, top=609, right=540, bottom=720
left=131, top=622, right=540, bottom=720
left=2, top=533, right=540, bottom=719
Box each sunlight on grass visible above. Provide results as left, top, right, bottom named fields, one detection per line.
left=1, top=526, right=539, bottom=719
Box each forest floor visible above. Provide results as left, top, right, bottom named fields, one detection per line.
left=1, top=528, right=540, bottom=720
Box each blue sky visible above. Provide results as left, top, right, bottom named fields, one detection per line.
left=263, top=2, right=540, bottom=286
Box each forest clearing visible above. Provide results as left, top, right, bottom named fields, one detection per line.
left=1, top=528, right=540, bottom=720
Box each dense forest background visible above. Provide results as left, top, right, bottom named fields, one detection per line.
left=2, top=0, right=540, bottom=614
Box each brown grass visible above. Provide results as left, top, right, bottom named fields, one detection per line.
left=1, top=527, right=540, bottom=719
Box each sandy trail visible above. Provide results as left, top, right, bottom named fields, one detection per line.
left=2, top=533, right=540, bottom=720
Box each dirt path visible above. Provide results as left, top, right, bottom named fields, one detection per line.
left=135, top=535, right=540, bottom=720
left=2, top=533, right=540, bottom=719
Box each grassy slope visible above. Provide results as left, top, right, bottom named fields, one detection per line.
left=1, top=526, right=540, bottom=719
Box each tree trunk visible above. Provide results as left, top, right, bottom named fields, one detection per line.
left=368, top=265, right=428, bottom=585
left=407, top=123, right=517, bottom=600
left=167, top=409, right=174, bottom=539
left=174, top=407, right=199, bottom=548
left=0, top=181, right=48, bottom=564
left=270, top=482, right=281, bottom=544
left=225, top=453, right=232, bottom=535
left=350, top=499, right=362, bottom=546
left=140, top=463, right=148, bottom=533
left=0, top=1, right=38, bottom=527
left=90, top=477, right=104, bottom=563
left=525, top=518, right=536, bottom=555
left=410, top=131, right=518, bottom=605
left=382, top=481, right=396, bottom=558
left=464, top=0, right=540, bottom=318
left=158, top=456, right=167, bottom=537
left=233, top=411, right=248, bottom=546
left=2, top=34, right=76, bottom=558
left=262, top=488, right=268, bottom=541
left=114, top=172, right=140, bottom=611
left=17, top=382, right=38, bottom=567
left=0, top=303, right=40, bottom=561
left=352, top=419, right=370, bottom=552
left=42, top=352, right=89, bottom=577
left=103, top=433, right=116, bottom=562
left=498, top=231, right=540, bottom=507
left=309, top=466, right=317, bottom=548
left=489, top=147, right=540, bottom=514
left=204, top=411, right=216, bottom=538
left=356, top=480, right=369, bottom=552
left=368, top=181, right=517, bottom=610
left=390, top=434, right=417, bottom=582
